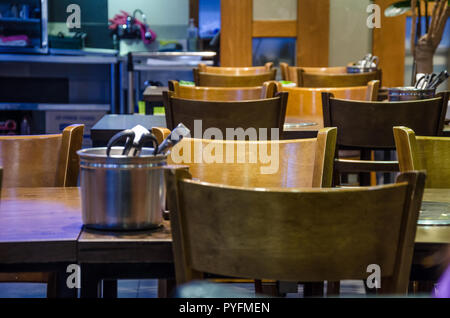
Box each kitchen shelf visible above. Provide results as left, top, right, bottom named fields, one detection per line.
left=0, top=103, right=111, bottom=111
left=0, top=17, right=40, bottom=23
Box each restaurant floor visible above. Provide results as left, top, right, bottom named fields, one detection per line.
left=0, top=280, right=367, bottom=298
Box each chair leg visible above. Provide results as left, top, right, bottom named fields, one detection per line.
left=254, top=280, right=263, bottom=294
left=158, top=279, right=176, bottom=298
left=261, top=281, right=281, bottom=297
left=416, top=281, right=435, bottom=294
left=326, top=281, right=340, bottom=296
left=303, top=282, right=324, bottom=297
left=46, top=273, right=57, bottom=298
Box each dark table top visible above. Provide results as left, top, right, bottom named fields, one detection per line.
left=1, top=187, right=449, bottom=267
left=0, top=187, right=82, bottom=264
left=91, top=114, right=167, bottom=131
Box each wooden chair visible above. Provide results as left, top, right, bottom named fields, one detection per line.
left=0, top=124, right=84, bottom=297
left=163, top=90, right=288, bottom=139
left=298, top=68, right=382, bottom=88
left=197, top=62, right=274, bottom=75
left=280, top=62, right=347, bottom=84
left=156, top=127, right=336, bottom=295
left=193, top=71, right=277, bottom=88
left=167, top=127, right=337, bottom=188
left=166, top=169, right=426, bottom=295
left=394, top=126, right=450, bottom=189
left=322, top=92, right=449, bottom=186
left=0, top=125, right=84, bottom=187
left=168, top=80, right=279, bottom=101
left=283, top=80, right=379, bottom=128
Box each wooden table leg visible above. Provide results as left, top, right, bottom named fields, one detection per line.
left=103, top=280, right=118, bottom=298
left=54, top=265, right=78, bottom=298
left=46, top=264, right=77, bottom=298
left=81, top=264, right=101, bottom=298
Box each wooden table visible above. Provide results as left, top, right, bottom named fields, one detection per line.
left=0, top=188, right=83, bottom=297
left=78, top=222, right=174, bottom=298
left=1, top=187, right=449, bottom=297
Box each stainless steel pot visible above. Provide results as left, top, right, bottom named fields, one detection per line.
left=77, top=147, right=167, bottom=230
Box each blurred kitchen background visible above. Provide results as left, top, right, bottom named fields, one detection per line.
left=0, top=0, right=448, bottom=146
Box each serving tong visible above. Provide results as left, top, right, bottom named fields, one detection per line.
left=415, top=70, right=449, bottom=90
left=348, top=54, right=379, bottom=73
left=106, top=123, right=190, bottom=157
left=360, top=53, right=379, bottom=69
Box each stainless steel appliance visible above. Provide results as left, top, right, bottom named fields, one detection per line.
left=78, top=147, right=167, bottom=230
left=0, top=0, right=48, bottom=53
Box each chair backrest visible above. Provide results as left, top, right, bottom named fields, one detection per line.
left=0, top=125, right=84, bottom=187
left=163, top=91, right=288, bottom=139
left=166, top=169, right=425, bottom=295
left=280, top=62, right=347, bottom=83
left=298, top=69, right=382, bottom=88
left=168, top=80, right=279, bottom=101
left=194, top=70, right=277, bottom=87
left=322, top=92, right=449, bottom=149
left=197, top=62, right=274, bottom=75
left=167, top=127, right=337, bottom=188
left=283, top=80, right=379, bottom=127
left=394, top=126, right=450, bottom=188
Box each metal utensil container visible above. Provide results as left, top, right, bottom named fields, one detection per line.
left=346, top=65, right=378, bottom=73
left=388, top=87, right=436, bottom=101
left=77, top=147, right=167, bottom=230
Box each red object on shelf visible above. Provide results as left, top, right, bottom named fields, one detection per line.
left=108, top=10, right=157, bottom=45
left=0, top=120, right=17, bottom=131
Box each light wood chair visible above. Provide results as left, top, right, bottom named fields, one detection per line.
left=0, top=124, right=84, bottom=297
left=163, top=90, right=287, bottom=139
left=168, top=80, right=279, bottom=101
left=194, top=62, right=276, bottom=87
left=167, top=127, right=337, bottom=188
left=197, top=62, right=274, bottom=75
left=280, top=62, right=347, bottom=84
left=322, top=92, right=449, bottom=186
left=283, top=80, right=379, bottom=128
left=394, top=126, right=450, bottom=188
left=298, top=69, right=382, bottom=88
left=166, top=169, right=426, bottom=296
left=193, top=71, right=277, bottom=88
left=0, top=125, right=84, bottom=187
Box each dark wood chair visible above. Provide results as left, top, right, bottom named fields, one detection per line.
left=322, top=92, right=449, bottom=186
left=168, top=80, right=279, bottom=101
left=283, top=80, right=379, bottom=128
left=298, top=68, right=382, bottom=88
left=166, top=168, right=426, bottom=296
left=163, top=91, right=288, bottom=140
left=0, top=124, right=84, bottom=297
left=158, top=127, right=337, bottom=296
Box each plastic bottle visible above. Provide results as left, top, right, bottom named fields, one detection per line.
left=20, top=117, right=30, bottom=135
left=187, top=18, right=198, bottom=51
